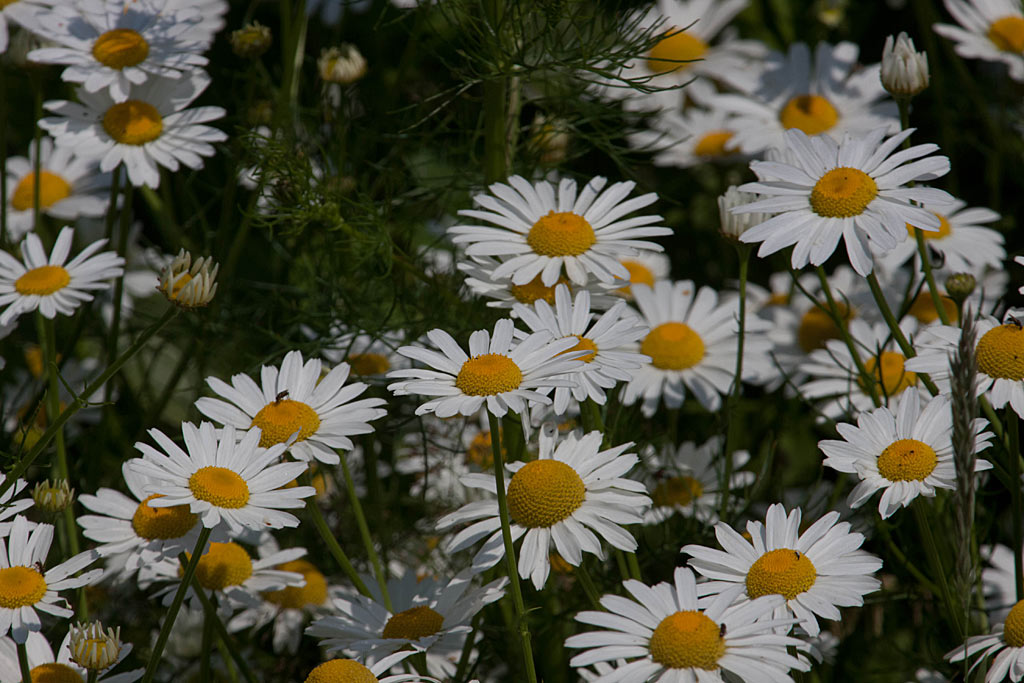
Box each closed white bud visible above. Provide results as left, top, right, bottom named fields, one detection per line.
left=70, top=621, right=123, bottom=671
left=31, top=479, right=73, bottom=513
left=719, top=186, right=768, bottom=240
left=318, top=44, right=367, bottom=84
left=881, top=32, right=929, bottom=97
left=159, top=249, right=219, bottom=309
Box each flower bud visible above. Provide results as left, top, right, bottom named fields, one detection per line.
left=529, top=115, right=570, bottom=166
left=719, top=186, right=768, bottom=241
left=318, top=44, right=367, bottom=84
left=70, top=621, right=123, bottom=671
left=945, top=272, right=976, bottom=305
left=881, top=32, right=929, bottom=97
left=230, top=22, right=272, bottom=59
left=159, top=250, right=219, bottom=309
left=32, top=479, right=73, bottom=513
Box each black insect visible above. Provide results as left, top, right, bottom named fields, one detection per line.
left=275, top=390, right=289, bottom=403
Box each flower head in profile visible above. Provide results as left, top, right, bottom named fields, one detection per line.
left=881, top=32, right=930, bottom=96
left=159, top=249, right=219, bottom=309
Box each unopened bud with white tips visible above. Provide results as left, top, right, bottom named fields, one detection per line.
left=70, top=621, right=123, bottom=671
left=881, top=32, right=929, bottom=97
left=159, top=250, right=219, bottom=309
left=32, top=479, right=73, bottom=513
left=719, top=186, right=768, bottom=241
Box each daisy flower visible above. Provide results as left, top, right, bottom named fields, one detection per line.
left=0, top=630, right=141, bottom=682
left=733, top=127, right=953, bottom=276
left=819, top=391, right=993, bottom=519
left=387, top=318, right=585, bottom=418
left=127, top=422, right=316, bottom=535
left=458, top=255, right=619, bottom=312
left=3, top=137, right=109, bottom=240
left=306, top=569, right=506, bottom=678
left=683, top=503, right=883, bottom=636
left=0, top=0, right=52, bottom=54
left=315, top=324, right=409, bottom=379
left=935, top=0, right=1024, bottom=82
left=448, top=175, right=671, bottom=287
left=610, top=251, right=671, bottom=300
left=512, top=285, right=650, bottom=414
left=947, top=598, right=1024, bottom=681
left=714, top=41, right=898, bottom=154
left=0, top=477, right=32, bottom=536
left=25, top=0, right=208, bottom=101
left=621, top=280, right=775, bottom=416
left=629, top=95, right=746, bottom=169
left=437, top=427, right=651, bottom=589
left=195, top=349, right=387, bottom=465
left=565, top=567, right=810, bottom=682
left=39, top=72, right=226, bottom=189
left=0, top=516, right=101, bottom=643
left=0, top=226, right=124, bottom=326
left=982, top=544, right=1023, bottom=622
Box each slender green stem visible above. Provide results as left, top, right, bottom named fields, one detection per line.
left=301, top=473, right=372, bottom=598
left=32, top=80, right=42, bottom=235
left=613, top=549, right=630, bottom=582
left=580, top=398, right=604, bottom=436
left=86, top=672, right=98, bottom=683
left=576, top=564, right=602, bottom=610
left=339, top=454, right=392, bottom=611
left=625, top=552, right=642, bottom=581
left=913, top=501, right=964, bottom=640
left=721, top=244, right=750, bottom=519
left=1011, top=412, right=1023, bottom=601
left=199, top=607, right=214, bottom=682
left=1, top=68, right=8, bottom=247
left=876, top=517, right=942, bottom=596
left=189, top=574, right=256, bottom=683
left=103, top=168, right=122, bottom=242
left=482, top=0, right=508, bottom=183
left=105, top=181, right=134, bottom=403
left=813, top=267, right=879, bottom=406
left=487, top=412, right=538, bottom=683
left=914, top=229, right=952, bottom=326
left=453, top=612, right=483, bottom=683
left=140, top=526, right=211, bottom=683
left=17, top=641, right=30, bottom=683
left=865, top=271, right=939, bottom=397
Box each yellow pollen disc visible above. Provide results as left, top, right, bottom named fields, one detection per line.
left=526, top=211, right=596, bottom=257
left=860, top=351, right=917, bottom=396
left=191, top=542, right=253, bottom=590
left=131, top=494, right=198, bottom=540
left=454, top=354, right=523, bottom=396
left=251, top=399, right=322, bottom=447
left=764, top=292, right=790, bottom=307
left=506, top=459, right=586, bottom=528
left=168, top=273, right=193, bottom=300
left=29, top=664, right=83, bottom=683
left=1004, top=600, right=1024, bottom=647
left=348, top=352, right=391, bottom=376
left=381, top=605, right=444, bottom=641
left=876, top=438, right=937, bottom=482
left=262, top=559, right=328, bottom=609
left=102, top=100, right=164, bottom=145
left=907, top=292, right=958, bottom=325
left=14, top=265, right=71, bottom=296
left=647, top=29, right=709, bottom=74
left=305, top=659, right=378, bottom=683
left=10, top=171, right=72, bottom=212
left=0, top=566, right=47, bottom=608
left=988, top=16, right=1024, bottom=52
left=621, top=260, right=655, bottom=289
left=809, top=167, right=878, bottom=218
left=652, top=476, right=704, bottom=507
left=977, top=324, right=1024, bottom=381
left=466, top=430, right=497, bottom=468
left=694, top=130, right=738, bottom=158
left=92, top=28, right=150, bottom=69
left=778, top=94, right=840, bottom=136
left=906, top=213, right=952, bottom=241
left=746, top=548, right=817, bottom=600
left=797, top=303, right=852, bottom=353
left=648, top=611, right=724, bottom=670
left=641, top=322, right=705, bottom=371
left=508, top=275, right=565, bottom=304
left=188, top=466, right=250, bottom=509
left=559, top=335, right=598, bottom=363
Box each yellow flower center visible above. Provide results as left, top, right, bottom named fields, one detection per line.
left=262, top=559, right=328, bottom=609
left=466, top=431, right=497, bottom=468
left=92, top=28, right=150, bottom=69
left=508, top=275, right=566, bottom=304
left=694, top=130, right=738, bottom=158
left=15, top=265, right=71, bottom=296
left=797, top=303, right=852, bottom=353
left=0, top=566, right=47, bottom=608
left=746, top=548, right=817, bottom=600
left=506, top=459, right=586, bottom=528
left=348, top=352, right=390, bottom=376
left=251, top=399, right=322, bottom=447
left=809, top=167, right=878, bottom=218
left=765, top=292, right=790, bottom=307
left=977, top=324, right=1024, bottom=381
left=619, top=260, right=655, bottom=293
left=166, top=273, right=193, bottom=300
left=860, top=351, right=917, bottom=396
left=988, top=16, right=1024, bottom=53
left=1004, top=600, right=1024, bottom=647
left=907, top=292, right=958, bottom=325
left=454, top=354, right=523, bottom=396
left=304, top=659, right=378, bottom=683
left=779, top=94, right=840, bottom=136
left=10, top=171, right=73, bottom=212
left=549, top=552, right=574, bottom=575
left=652, top=476, right=704, bottom=507
left=191, top=542, right=253, bottom=590
left=906, top=213, right=952, bottom=240
left=381, top=605, right=444, bottom=641
left=29, top=664, right=83, bottom=683
left=526, top=211, right=596, bottom=257
left=647, top=29, right=709, bottom=74
left=131, top=494, right=198, bottom=540
left=641, top=322, right=705, bottom=370
left=188, top=466, right=250, bottom=509
left=648, top=611, right=724, bottom=670
left=102, top=100, right=164, bottom=145
left=876, top=438, right=937, bottom=482
left=560, top=335, right=598, bottom=363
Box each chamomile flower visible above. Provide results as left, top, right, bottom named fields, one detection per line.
left=629, top=97, right=746, bottom=169
left=621, top=280, right=774, bottom=416
left=0, top=630, right=141, bottom=683
left=39, top=72, right=226, bottom=188
left=195, top=349, right=387, bottom=465
left=683, top=503, right=883, bottom=637
left=0, top=516, right=101, bottom=643
left=565, top=567, right=810, bottom=682
left=512, top=285, right=650, bottom=414
left=127, top=422, right=316, bottom=535
left=0, top=226, right=124, bottom=326
left=306, top=569, right=507, bottom=678
left=458, top=256, right=618, bottom=312
left=947, top=599, right=1024, bottom=681
left=387, top=318, right=585, bottom=418
left=819, top=391, right=993, bottom=519
left=610, top=251, right=671, bottom=299
left=3, top=137, right=109, bottom=240
left=437, top=427, right=650, bottom=589
left=733, top=127, right=953, bottom=276
left=935, top=0, right=1024, bottom=82
left=448, top=176, right=671, bottom=287
left=315, top=325, right=409, bottom=379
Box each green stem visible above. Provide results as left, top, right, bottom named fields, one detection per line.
left=482, top=0, right=508, bottom=183
left=721, top=244, right=750, bottom=519
left=453, top=612, right=483, bottom=683
left=625, top=551, right=642, bottom=581
left=865, top=271, right=939, bottom=396
left=199, top=606, right=214, bottom=682
left=103, top=168, right=121, bottom=242
left=913, top=501, right=964, bottom=640
left=914, top=229, right=952, bottom=326
left=876, top=517, right=942, bottom=596
left=1011, top=412, right=1023, bottom=601
left=1, top=68, right=8, bottom=247
left=86, top=672, right=98, bottom=683
left=339, top=455, right=392, bottom=611
left=302, top=473, right=372, bottom=598
left=32, top=80, right=42, bottom=235
left=189, top=574, right=256, bottom=683
left=105, top=181, right=134, bottom=403
left=812, top=267, right=879, bottom=405
left=613, top=549, right=630, bottom=582
left=576, top=564, right=602, bottom=609
left=487, top=412, right=538, bottom=683
left=17, top=641, right=30, bottom=683
left=580, top=398, right=604, bottom=435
